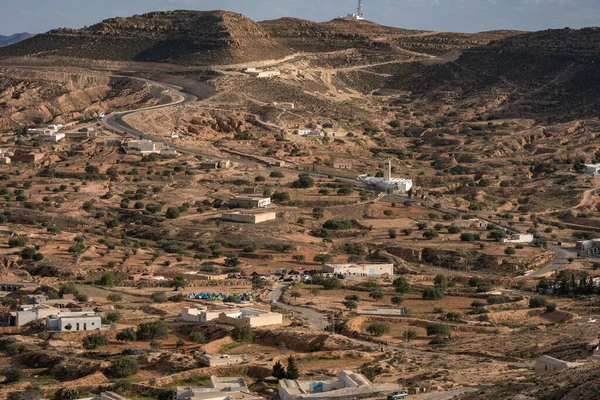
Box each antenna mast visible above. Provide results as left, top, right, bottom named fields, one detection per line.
left=357, top=0, right=364, bottom=18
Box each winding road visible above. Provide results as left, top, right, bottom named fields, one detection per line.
left=100, top=75, right=366, bottom=187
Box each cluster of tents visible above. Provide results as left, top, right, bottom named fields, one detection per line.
left=185, top=292, right=255, bottom=302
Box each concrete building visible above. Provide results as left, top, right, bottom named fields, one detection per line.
left=244, top=68, right=281, bottom=78
left=585, top=164, right=600, bottom=176
left=576, top=239, right=600, bottom=257
left=333, top=161, right=352, bottom=170
left=358, top=160, right=412, bottom=194
left=182, top=306, right=283, bottom=327
left=502, top=234, right=534, bottom=244
left=41, top=132, right=65, bottom=142
left=200, top=160, right=231, bottom=170
left=27, top=124, right=63, bottom=135
left=46, top=311, right=101, bottom=332
left=322, top=263, right=394, bottom=277
left=122, top=140, right=179, bottom=157
left=13, top=304, right=60, bottom=326
left=23, top=294, right=48, bottom=304
left=0, top=281, right=40, bottom=292
left=222, top=209, right=277, bottom=224
left=217, top=308, right=283, bottom=327
left=295, top=129, right=324, bottom=137
left=279, top=370, right=399, bottom=400
left=177, top=376, right=263, bottom=400
left=535, top=355, right=582, bottom=375
left=453, top=219, right=489, bottom=229
left=182, top=306, right=226, bottom=323
left=229, top=196, right=271, bottom=209
left=11, top=149, right=44, bottom=163
left=128, top=273, right=166, bottom=281
left=199, top=353, right=246, bottom=367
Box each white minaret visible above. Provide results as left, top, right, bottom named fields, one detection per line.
left=357, top=0, right=364, bottom=18
left=384, top=159, right=392, bottom=181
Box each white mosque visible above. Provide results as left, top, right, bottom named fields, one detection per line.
left=359, top=159, right=413, bottom=194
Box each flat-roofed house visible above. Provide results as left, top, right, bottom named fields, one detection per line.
left=229, top=196, right=271, bottom=209
left=323, top=263, right=394, bottom=277
left=46, top=311, right=101, bottom=332
left=279, top=370, right=399, bottom=400
left=535, top=355, right=583, bottom=375
left=222, top=209, right=277, bottom=224
left=177, top=376, right=263, bottom=400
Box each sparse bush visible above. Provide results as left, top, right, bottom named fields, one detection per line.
left=422, top=287, right=444, bottom=300
left=529, top=296, right=548, bottom=308
left=107, top=293, right=122, bottom=302
left=425, top=323, right=452, bottom=338
left=109, top=358, right=139, bottom=378
left=116, top=328, right=137, bottom=343
left=366, top=321, right=389, bottom=336
left=136, top=321, right=168, bottom=340
left=189, top=332, right=205, bottom=343
left=231, top=325, right=254, bottom=342
left=151, top=292, right=167, bottom=303
left=82, top=333, right=109, bottom=350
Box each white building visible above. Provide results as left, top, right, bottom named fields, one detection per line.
left=279, top=370, right=399, bottom=400
left=222, top=209, right=277, bottom=224
left=359, top=160, right=412, bottom=194
left=323, top=263, right=394, bottom=277
left=177, top=377, right=263, bottom=400
left=27, top=124, right=63, bottom=135
left=244, top=68, right=281, bottom=78
left=295, top=129, right=325, bottom=137
left=502, top=234, right=534, bottom=244
left=122, top=140, right=179, bottom=157
left=585, top=164, right=600, bottom=176
left=535, top=355, right=582, bottom=376
left=230, top=196, right=271, bottom=209
left=46, top=311, right=101, bottom=332
left=42, top=132, right=65, bottom=142
left=181, top=306, right=283, bottom=327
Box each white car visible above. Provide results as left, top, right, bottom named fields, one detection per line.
left=387, top=392, right=409, bottom=400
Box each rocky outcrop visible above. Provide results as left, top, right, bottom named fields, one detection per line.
left=0, top=11, right=292, bottom=65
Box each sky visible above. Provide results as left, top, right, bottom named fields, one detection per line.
left=1, top=0, right=599, bottom=35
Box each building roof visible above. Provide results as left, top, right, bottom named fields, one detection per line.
left=537, top=355, right=572, bottom=368
left=223, top=209, right=276, bottom=216
left=231, top=196, right=270, bottom=201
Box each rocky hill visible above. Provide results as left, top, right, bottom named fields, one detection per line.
left=259, top=18, right=521, bottom=56
left=0, top=11, right=291, bottom=65
left=457, top=363, right=600, bottom=400
left=337, top=27, right=600, bottom=121
left=0, top=32, right=34, bottom=47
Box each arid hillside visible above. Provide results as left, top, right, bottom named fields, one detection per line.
left=457, top=363, right=600, bottom=400
left=259, top=18, right=521, bottom=56
left=0, top=11, right=291, bottom=65
left=333, top=27, right=600, bottom=122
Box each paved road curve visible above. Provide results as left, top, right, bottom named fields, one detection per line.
left=528, top=245, right=579, bottom=278
left=100, top=75, right=367, bottom=187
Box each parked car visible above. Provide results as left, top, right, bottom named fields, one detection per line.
left=387, top=392, right=409, bottom=400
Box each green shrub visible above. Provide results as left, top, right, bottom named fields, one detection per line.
left=82, top=333, right=108, bottom=350
left=425, top=323, right=452, bottom=338
left=529, top=296, right=548, bottom=308
left=136, top=321, right=168, bottom=340
left=109, top=358, right=139, bottom=378
left=366, top=321, right=389, bottom=336
left=231, top=325, right=254, bottom=342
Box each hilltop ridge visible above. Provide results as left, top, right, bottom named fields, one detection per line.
left=0, top=10, right=292, bottom=65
